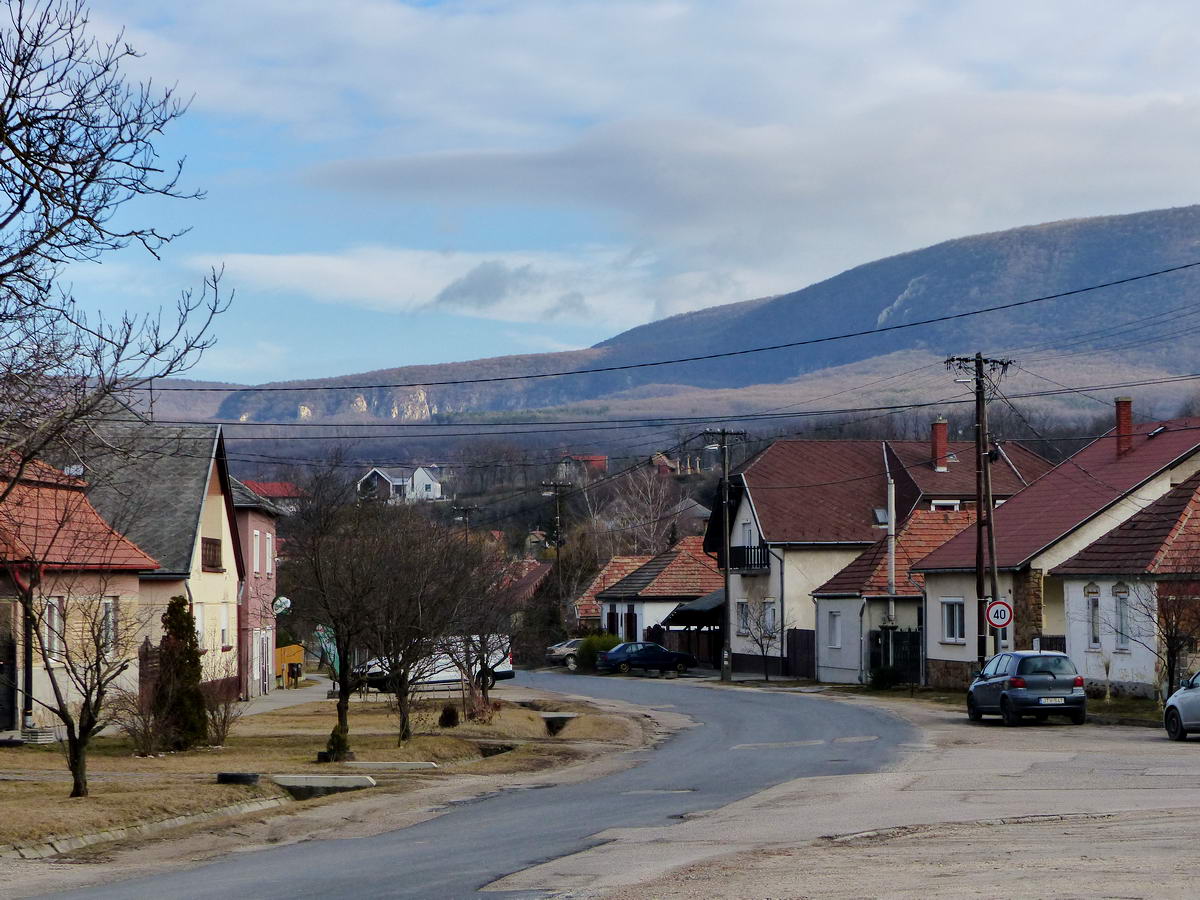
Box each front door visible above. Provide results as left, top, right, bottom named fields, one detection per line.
left=0, top=602, right=14, bottom=730
left=261, top=632, right=272, bottom=694
left=624, top=604, right=637, bottom=642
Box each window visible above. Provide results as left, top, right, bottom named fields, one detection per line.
left=941, top=598, right=965, bottom=643
left=931, top=500, right=961, bottom=511
left=252, top=530, right=261, bottom=573
left=201, top=537, right=223, bottom=572
left=43, top=597, right=64, bottom=660
left=220, top=605, right=230, bottom=648
left=736, top=600, right=749, bottom=634
left=101, top=597, right=118, bottom=655
left=1017, top=655, right=1077, bottom=676
left=981, top=654, right=1003, bottom=677
left=1085, top=582, right=1101, bottom=648
left=741, top=522, right=753, bottom=546
left=424, top=482, right=432, bottom=492
left=265, top=533, right=274, bottom=575
left=763, top=599, right=777, bottom=633
left=828, top=610, right=842, bottom=649
left=194, top=604, right=205, bottom=650
left=1114, top=582, right=1130, bottom=649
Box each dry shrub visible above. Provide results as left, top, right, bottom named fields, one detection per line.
left=108, top=687, right=161, bottom=757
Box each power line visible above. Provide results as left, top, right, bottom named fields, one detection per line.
left=139, top=259, right=1200, bottom=393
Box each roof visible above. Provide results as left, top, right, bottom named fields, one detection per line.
left=84, top=424, right=243, bottom=579
left=887, top=441, right=1051, bottom=497
left=500, top=558, right=552, bottom=604
left=1051, top=469, right=1200, bottom=578
left=241, top=480, right=302, bottom=500
left=0, top=467, right=158, bottom=571
left=919, top=416, right=1200, bottom=572
left=230, top=477, right=283, bottom=516
left=662, top=588, right=724, bottom=627
left=575, top=555, right=653, bottom=618
left=814, top=509, right=976, bottom=598
left=596, top=536, right=723, bottom=602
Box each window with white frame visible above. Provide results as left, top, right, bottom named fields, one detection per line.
left=941, top=598, right=965, bottom=643
left=736, top=600, right=749, bottom=634
left=252, top=529, right=261, bottom=573
left=828, top=610, right=842, bottom=648
left=931, top=500, right=961, bottom=511
left=1085, top=582, right=1101, bottom=647
left=265, top=532, right=274, bottom=575
left=220, top=605, right=230, bottom=648
left=1113, top=582, right=1130, bottom=649
left=101, top=597, right=118, bottom=655
left=763, top=598, right=777, bottom=632
left=43, top=597, right=65, bottom=660
left=741, top=522, right=753, bottom=546
left=194, top=604, right=205, bottom=650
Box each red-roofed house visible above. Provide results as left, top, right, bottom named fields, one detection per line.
left=703, top=421, right=1049, bottom=675
left=813, top=509, right=975, bottom=683
left=917, top=399, right=1200, bottom=688
left=241, top=480, right=303, bottom=515
left=574, top=555, right=653, bottom=627
left=0, top=463, right=159, bottom=732
left=595, top=537, right=724, bottom=643
left=1046, top=469, right=1200, bottom=696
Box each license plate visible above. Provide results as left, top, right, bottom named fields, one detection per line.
left=1039, top=697, right=1065, bottom=705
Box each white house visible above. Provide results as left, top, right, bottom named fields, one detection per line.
left=357, top=465, right=444, bottom=504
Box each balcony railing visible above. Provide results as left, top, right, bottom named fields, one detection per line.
left=729, top=544, right=770, bottom=573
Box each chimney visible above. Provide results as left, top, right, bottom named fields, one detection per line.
left=1115, top=397, right=1133, bottom=456
left=931, top=416, right=949, bottom=472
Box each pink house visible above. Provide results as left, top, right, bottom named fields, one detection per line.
left=231, top=478, right=282, bottom=697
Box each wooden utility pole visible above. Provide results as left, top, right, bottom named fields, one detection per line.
left=541, top=481, right=572, bottom=613
left=704, top=428, right=747, bottom=683
left=947, top=353, right=1011, bottom=669
left=452, top=504, right=480, bottom=546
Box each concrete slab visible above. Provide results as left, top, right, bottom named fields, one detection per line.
left=270, top=774, right=376, bottom=799
left=344, top=761, right=438, bottom=770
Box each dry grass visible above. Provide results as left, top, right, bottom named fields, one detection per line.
left=0, top=779, right=284, bottom=847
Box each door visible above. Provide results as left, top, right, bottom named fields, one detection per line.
left=606, top=605, right=619, bottom=636
left=0, top=602, right=15, bottom=731
left=251, top=630, right=262, bottom=698
left=975, top=653, right=1007, bottom=711
left=261, top=632, right=272, bottom=694
left=624, top=604, right=637, bottom=642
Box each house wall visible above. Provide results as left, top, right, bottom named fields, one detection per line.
left=188, top=460, right=241, bottom=683
left=924, top=571, right=1014, bottom=688
left=815, top=596, right=864, bottom=683
left=407, top=467, right=442, bottom=502
left=237, top=506, right=277, bottom=698
left=1063, top=577, right=1159, bottom=697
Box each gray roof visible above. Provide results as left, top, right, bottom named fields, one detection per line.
left=230, top=477, right=283, bottom=517
left=84, top=423, right=223, bottom=577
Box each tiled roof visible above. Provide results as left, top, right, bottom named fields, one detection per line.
left=230, top=477, right=283, bottom=516
left=888, top=440, right=1051, bottom=497
left=1051, top=470, right=1200, bottom=577
left=500, top=558, right=553, bottom=604
left=919, top=416, right=1200, bottom=572
left=596, top=537, right=723, bottom=602
left=242, top=480, right=302, bottom=499
left=575, top=555, right=653, bottom=619
left=814, top=509, right=975, bottom=598
left=0, top=470, right=158, bottom=571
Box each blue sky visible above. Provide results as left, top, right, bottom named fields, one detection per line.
left=68, top=1, right=1200, bottom=383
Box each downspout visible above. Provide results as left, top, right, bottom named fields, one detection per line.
left=768, top=546, right=786, bottom=674
left=883, top=443, right=896, bottom=669
left=859, top=598, right=867, bottom=684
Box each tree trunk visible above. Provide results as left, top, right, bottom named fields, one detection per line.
left=67, top=734, right=89, bottom=798
left=396, top=673, right=412, bottom=745
left=326, top=657, right=354, bottom=761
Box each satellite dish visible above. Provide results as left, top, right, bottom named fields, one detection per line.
left=271, top=596, right=292, bottom=615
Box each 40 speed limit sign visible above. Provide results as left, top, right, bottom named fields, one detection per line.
left=985, top=599, right=1014, bottom=629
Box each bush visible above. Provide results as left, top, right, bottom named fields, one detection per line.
left=577, top=634, right=623, bottom=671
left=438, top=703, right=460, bottom=728
left=109, top=687, right=161, bottom=757
left=869, top=666, right=902, bottom=690
left=154, top=596, right=207, bottom=750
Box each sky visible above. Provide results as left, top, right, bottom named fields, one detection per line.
left=66, top=1, right=1200, bottom=383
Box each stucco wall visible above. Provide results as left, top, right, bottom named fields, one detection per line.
left=924, top=571, right=1014, bottom=667
left=1063, top=577, right=1159, bottom=696
left=815, top=596, right=864, bottom=683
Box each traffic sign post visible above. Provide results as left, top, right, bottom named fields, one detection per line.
left=985, top=599, right=1013, bottom=630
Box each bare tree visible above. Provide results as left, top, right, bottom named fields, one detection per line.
left=0, top=0, right=226, bottom=500
left=741, top=598, right=781, bottom=682
left=604, top=465, right=682, bottom=556
left=1114, top=583, right=1200, bottom=700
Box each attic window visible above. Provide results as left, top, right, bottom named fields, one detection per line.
left=873, top=508, right=889, bottom=526
left=63, top=464, right=84, bottom=477
left=1148, top=426, right=1167, bottom=439
left=945, top=452, right=958, bottom=463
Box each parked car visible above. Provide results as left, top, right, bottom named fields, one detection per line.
left=966, top=650, right=1086, bottom=725
left=1164, top=671, right=1200, bottom=740
left=544, top=638, right=583, bottom=670
left=354, top=637, right=514, bottom=692
left=596, top=641, right=697, bottom=675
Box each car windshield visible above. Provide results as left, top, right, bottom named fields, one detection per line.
left=1017, top=655, right=1076, bottom=676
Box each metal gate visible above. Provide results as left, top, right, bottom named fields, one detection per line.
left=786, top=628, right=815, bottom=679
left=869, top=628, right=922, bottom=684
left=0, top=602, right=15, bottom=731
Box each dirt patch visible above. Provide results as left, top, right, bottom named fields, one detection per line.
left=556, top=714, right=641, bottom=744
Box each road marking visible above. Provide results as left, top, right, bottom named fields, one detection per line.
left=833, top=735, right=879, bottom=743
left=731, top=740, right=826, bottom=749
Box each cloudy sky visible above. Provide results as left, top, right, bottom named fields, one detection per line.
left=71, top=1, right=1200, bottom=382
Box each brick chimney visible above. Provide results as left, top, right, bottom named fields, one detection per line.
left=931, top=416, right=949, bottom=472
left=1115, top=397, right=1133, bottom=456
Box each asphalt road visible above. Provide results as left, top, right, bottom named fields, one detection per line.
left=53, top=672, right=917, bottom=900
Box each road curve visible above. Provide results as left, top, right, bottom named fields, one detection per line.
left=51, top=672, right=917, bottom=900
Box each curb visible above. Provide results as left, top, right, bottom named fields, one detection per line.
left=0, top=796, right=289, bottom=860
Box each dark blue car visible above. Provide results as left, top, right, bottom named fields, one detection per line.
left=596, top=641, right=697, bottom=675
left=967, top=650, right=1087, bottom=725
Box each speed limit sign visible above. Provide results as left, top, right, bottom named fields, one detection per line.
left=985, top=599, right=1014, bottom=629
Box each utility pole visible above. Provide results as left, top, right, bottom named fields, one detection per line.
left=947, top=353, right=1011, bottom=669
left=541, top=481, right=572, bottom=616
left=704, top=428, right=747, bottom=683
left=452, top=504, right=480, bottom=546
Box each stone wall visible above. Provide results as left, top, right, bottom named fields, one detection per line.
left=1012, top=567, right=1044, bottom=649
left=927, top=657, right=975, bottom=690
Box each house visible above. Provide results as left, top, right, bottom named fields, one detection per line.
left=917, top=399, right=1200, bottom=688
left=0, top=460, right=158, bottom=732
left=704, top=420, right=1051, bottom=676
left=666, top=497, right=711, bottom=537
left=241, top=480, right=302, bottom=515
left=556, top=454, right=608, bottom=484
left=812, top=509, right=975, bottom=683
left=357, top=466, right=444, bottom=503
left=1047, top=469, right=1200, bottom=697
left=574, top=555, right=654, bottom=629
left=595, top=536, right=723, bottom=643
left=85, top=424, right=246, bottom=694
left=231, top=478, right=283, bottom=698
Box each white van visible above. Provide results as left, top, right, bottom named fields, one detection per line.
left=354, top=637, right=513, bottom=692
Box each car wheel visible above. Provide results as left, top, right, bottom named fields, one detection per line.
left=564, top=654, right=578, bottom=672
left=966, top=695, right=982, bottom=722
left=1001, top=697, right=1022, bottom=727
left=1069, top=709, right=1086, bottom=726
left=674, top=661, right=687, bottom=674
left=1166, top=708, right=1188, bottom=741
left=617, top=661, right=631, bottom=674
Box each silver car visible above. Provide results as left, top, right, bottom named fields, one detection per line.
left=1164, top=671, right=1200, bottom=740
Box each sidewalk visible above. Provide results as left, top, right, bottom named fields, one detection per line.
left=240, top=674, right=332, bottom=717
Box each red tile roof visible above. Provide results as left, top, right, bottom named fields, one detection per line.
left=1051, top=470, right=1200, bottom=578
left=242, top=480, right=302, bottom=499
left=575, top=555, right=653, bottom=619
left=815, top=509, right=976, bottom=598
left=0, top=473, right=158, bottom=571
left=919, top=416, right=1200, bottom=572
left=500, top=558, right=553, bottom=604
left=596, top=537, right=723, bottom=603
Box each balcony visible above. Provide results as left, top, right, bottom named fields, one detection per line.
left=728, top=544, right=770, bottom=574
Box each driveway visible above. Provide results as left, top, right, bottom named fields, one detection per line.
left=47, top=670, right=916, bottom=900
